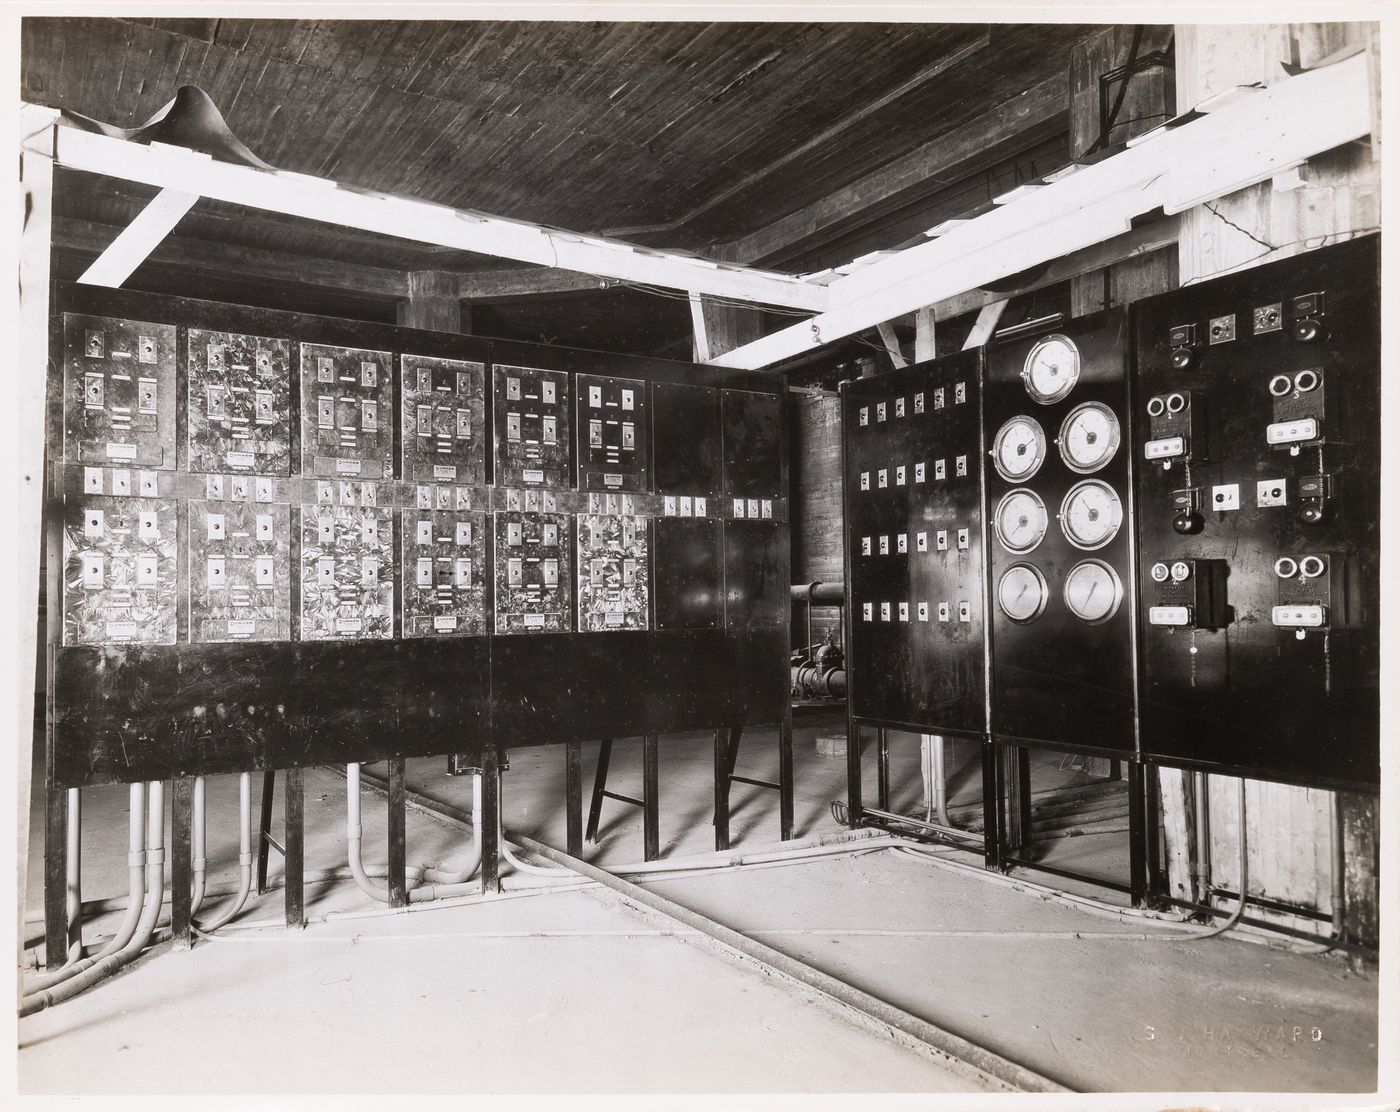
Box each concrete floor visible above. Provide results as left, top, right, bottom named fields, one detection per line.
left=18, top=711, right=1380, bottom=1095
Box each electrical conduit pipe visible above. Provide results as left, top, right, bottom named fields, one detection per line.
left=23, top=783, right=146, bottom=994
left=192, top=772, right=254, bottom=933
left=20, top=782, right=165, bottom=1016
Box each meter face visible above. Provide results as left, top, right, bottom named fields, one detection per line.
left=1060, top=479, right=1123, bottom=551
left=994, top=488, right=1048, bottom=554
left=1022, top=334, right=1081, bottom=404
left=1063, top=559, right=1123, bottom=624
left=1058, top=401, right=1121, bottom=474
left=992, top=415, right=1047, bottom=482
left=997, top=563, right=1049, bottom=624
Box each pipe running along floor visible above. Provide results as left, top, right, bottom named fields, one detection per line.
left=18, top=714, right=1379, bottom=1094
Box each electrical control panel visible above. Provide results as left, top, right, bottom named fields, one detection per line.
left=63, top=315, right=177, bottom=468
left=576, top=513, right=649, bottom=631
left=493, top=364, right=571, bottom=488
left=187, top=330, right=293, bottom=475
left=188, top=495, right=293, bottom=642
left=1133, top=236, right=1378, bottom=788
left=62, top=495, right=178, bottom=645
left=653, top=381, right=722, bottom=496
left=843, top=348, right=987, bottom=734
left=399, top=354, right=486, bottom=484
left=299, top=344, right=395, bottom=479
left=298, top=500, right=395, bottom=640
left=985, top=312, right=1135, bottom=756
left=576, top=373, right=649, bottom=492
left=721, top=388, right=784, bottom=500
left=401, top=504, right=487, bottom=637
left=653, top=516, right=722, bottom=630
left=493, top=511, right=571, bottom=634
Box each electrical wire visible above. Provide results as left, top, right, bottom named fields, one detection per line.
left=1181, top=226, right=1379, bottom=286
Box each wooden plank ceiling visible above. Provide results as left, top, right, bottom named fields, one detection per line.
left=24, top=17, right=1100, bottom=352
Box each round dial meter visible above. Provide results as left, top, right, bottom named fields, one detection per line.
left=1057, top=402, right=1121, bottom=474
left=991, top=416, right=1047, bottom=482
left=1063, top=559, right=1124, bottom=624
left=1059, top=480, right=1124, bottom=551
left=993, top=488, right=1048, bottom=554
left=1022, top=334, right=1081, bottom=404
left=998, top=563, right=1049, bottom=624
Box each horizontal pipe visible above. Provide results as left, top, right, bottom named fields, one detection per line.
left=791, top=581, right=845, bottom=606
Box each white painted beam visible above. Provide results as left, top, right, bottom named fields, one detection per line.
left=77, top=187, right=200, bottom=287
left=689, top=292, right=711, bottom=363
left=51, top=125, right=829, bottom=313
left=962, top=301, right=1008, bottom=350
left=875, top=321, right=907, bottom=368
left=709, top=55, right=1370, bottom=369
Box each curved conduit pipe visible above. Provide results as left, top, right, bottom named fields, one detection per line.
left=190, top=777, right=207, bottom=918
left=192, top=772, right=255, bottom=934
left=24, top=783, right=146, bottom=995
left=21, top=782, right=165, bottom=1016
left=346, top=764, right=482, bottom=904
left=25, top=790, right=86, bottom=984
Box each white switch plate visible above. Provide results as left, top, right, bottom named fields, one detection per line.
left=1256, top=479, right=1287, bottom=508
left=1211, top=483, right=1240, bottom=511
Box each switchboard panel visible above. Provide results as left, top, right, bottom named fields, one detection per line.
left=63, top=314, right=177, bottom=468
left=298, top=500, right=395, bottom=640
left=189, top=490, right=293, bottom=642
left=653, top=381, right=722, bottom=496
left=493, top=511, right=572, bottom=633
left=576, top=373, right=649, bottom=492
left=843, top=349, right=987, bottom=734
left=494, top=364, right=571, bottom=488
left=576, top=513, right=649, bottom=631
left=654, top=516, right=722, bottom=630
left=400, top=354, right=486, bottom=484
left=187, top=329, right=293, bottom=475
left=723, top=519, right=786, bottom=632
left=401, top=505, right=488, bottom=637
left=985, top=312, right=1135, bottom=755
left=299, top=343, right=395, bottom=479
left=1133, top=236, right=1378, bottom=788
left=62, top=495, right=178, bottom=646
left=722, top=388, right=784, bottom=499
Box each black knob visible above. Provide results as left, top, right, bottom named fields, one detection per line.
left=1291, top=317, right=1325, bottom=343
left=1298, top=502, right=1328, bottom=525
left=1172, top=510, right=1204, bottom=535
left=1170, top=346, right=1197, bottom=371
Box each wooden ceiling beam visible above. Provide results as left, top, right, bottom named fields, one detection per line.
left=726, top=71, right=1071, bottom=267
left=49, top=123, right=831, bottom=312
left=709, top=55, right=1371, bottom=369
left=77, top=187, right=200, bottom=288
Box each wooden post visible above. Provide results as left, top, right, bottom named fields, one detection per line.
left=913, top=306, right=937, bottom=362
left=171, top=778, right=193, bottom=950
left=397, top=270, right=466, bottom=334
left=283, top=767, right=303, bottom=928
left=1068, top=26, right=1179, bottom=318
left=387, top=759, right=407, bottom=908
left=692, top=295, right=762, bottom=364
left=479, top=747, right=500, bottom=892
left=565, top=739, right=583, bottom=858
left=642, top=735, right=660, bottom=862
left=713, top=729, right=731, bottom=851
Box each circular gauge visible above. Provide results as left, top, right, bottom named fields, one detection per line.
left=1150, top=562, right=1171, bottom=582
left=998, top=563, right=1049, bottom=624
left=1059, top=480, right=1124, bottom=551
left=993, top=488, right=1048, bottom=554
left=1022, top=334, right=1081, bottom=404
left=1063, top=559, right=1124, bottom=625
left=1057, top=402, right=1121, bottom=474
left=991, top=416, right=1047, bottom=482
left=1170, top=560, right=1192, bottom=582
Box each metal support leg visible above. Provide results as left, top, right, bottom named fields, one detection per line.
left=171, top=777, right=193, bottom=951
left=778, top=713, right=794, bottom=841
left=876, top=727, right=890, bottom=811
left=480, top=747, right=500, bottom=892
left=43, top=782, right=68, bottom=969
left=283, top=767, right=304, bottom=929
left=256, top=768, right=276, bottom=895
left=713, top=729, right=731, bottom=851
left=846, top=722, right=863, bottom=829
left=387, top=759, right=407, bottom=908
left=980, top=738, right=1000, bottom=869
left=565, top=739, right=583, bottom=858
left=724, top=725, right=743, bottom=782
left=642, top=735, right=660, bottom=862
left=1009, top=746, right=1032, bottom=853
left=585, top=738, right=613, bottom=844
left=1128, top=758, right=1149, bottom=908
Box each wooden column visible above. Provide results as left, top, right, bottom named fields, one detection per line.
left=171, top=779, right=194, bottom=950
left=692, top=296, right=762, bottom=364
left=1163, top=22, right=1381, bottom=943
left=1068, top=26, right=1179, bottom=317
left=397, top=270, right=467, bottom=334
